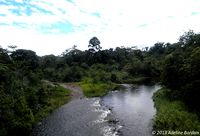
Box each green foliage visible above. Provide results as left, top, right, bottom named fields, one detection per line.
left=161, top=33, right=200, bottom=114
left=153, top=89, right=200, bottom=132
left=161, top=53, right=185, bottom=89
left=12, top=96, right=34, bottom=136
left=125, top=76, right=151, bottom=84
left=11, top=49, right=39, bottom=70
left=0, top=47, right=71, bottom=136
left=0, top=81, right=71, bottom=136
left=79, top=78, right=119, bottom=97
left=0, top=48, right=11, bottom=64
left=88, top=37, right=102, bottom=52
left=149, top=42, right=165, bottom=58
left=123, top=58, right=143, bottom=76
left=34, top=84, right=70, bottom=122
left=1, top=31, right=200, bottom=136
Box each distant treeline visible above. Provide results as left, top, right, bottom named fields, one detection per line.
left=0, top=31, right=200, bottom=135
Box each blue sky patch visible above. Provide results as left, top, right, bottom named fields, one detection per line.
left=12, top=22, right=29, bottom=28
left=57, top=8, right=66, bottom=14
left=31, top=4, right=54, bottom=15
left=9, top=8, right=22, bottom=16
left=0, top=13, right=6, bottom=16
left=1, top=1, right=53, bottom=16
left=0, top=1, right=9, bottom=6
left=66, top=0, right=75, bottom=4
left=1, top=0, right=200, bottom=56
left=0, top=1, right=23, bottom=6
left=39, top=21, right=74, bottom=34
left=91, top=12, right=101, bottom=17
left=191, top=12, right=198, bottom=15
left=25, top=7, right=32, bottom=16
left=6, top=1, right=25, bottom=7
left=0, top=23, right=9, bottom=26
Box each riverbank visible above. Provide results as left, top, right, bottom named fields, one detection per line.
left=59, top=83, right=84, bottom=99
left=31, top=82, right=121, bottom=136
left=78, top=82, right=120, bottom=97
left=35, top=81, right=118, bottom=124
left=34, top=83, right=71, bottom=123
left=153, top=88, right=200, bottom=134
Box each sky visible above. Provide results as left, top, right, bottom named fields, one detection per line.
left=0, top=0, right=200, bottom=56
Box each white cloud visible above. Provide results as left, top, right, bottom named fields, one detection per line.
left=0, top=0, right=200, bottom=55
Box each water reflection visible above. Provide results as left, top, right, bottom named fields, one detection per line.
left=102, top=84, right=161, bottom=136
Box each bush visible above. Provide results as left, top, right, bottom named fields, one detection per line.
left=79, top=80, right=118, bottom=97
left=153, top=88, right=200, bottom=132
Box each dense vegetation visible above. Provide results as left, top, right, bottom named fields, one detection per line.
left=152, top=31, right=200, bottom=133
left=1, top=31, right=200, bottom=135
left=0, top=48, right=71, bottom=136
left=153, top=88, right=200, bottom=132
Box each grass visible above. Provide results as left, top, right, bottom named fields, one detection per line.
left=153, top=88, right=200, bottom=134
left=34, top=85, right=71, bottom=122
left=78, top=81, right=119, bottom=97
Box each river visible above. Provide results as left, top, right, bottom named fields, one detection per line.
left=31, top=84, right=160, bottom=136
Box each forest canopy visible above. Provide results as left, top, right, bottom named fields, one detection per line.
left=0, top=31, right=200, bottom=136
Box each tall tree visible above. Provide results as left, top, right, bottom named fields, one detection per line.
left=88, top=37, right=102, bottom=53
